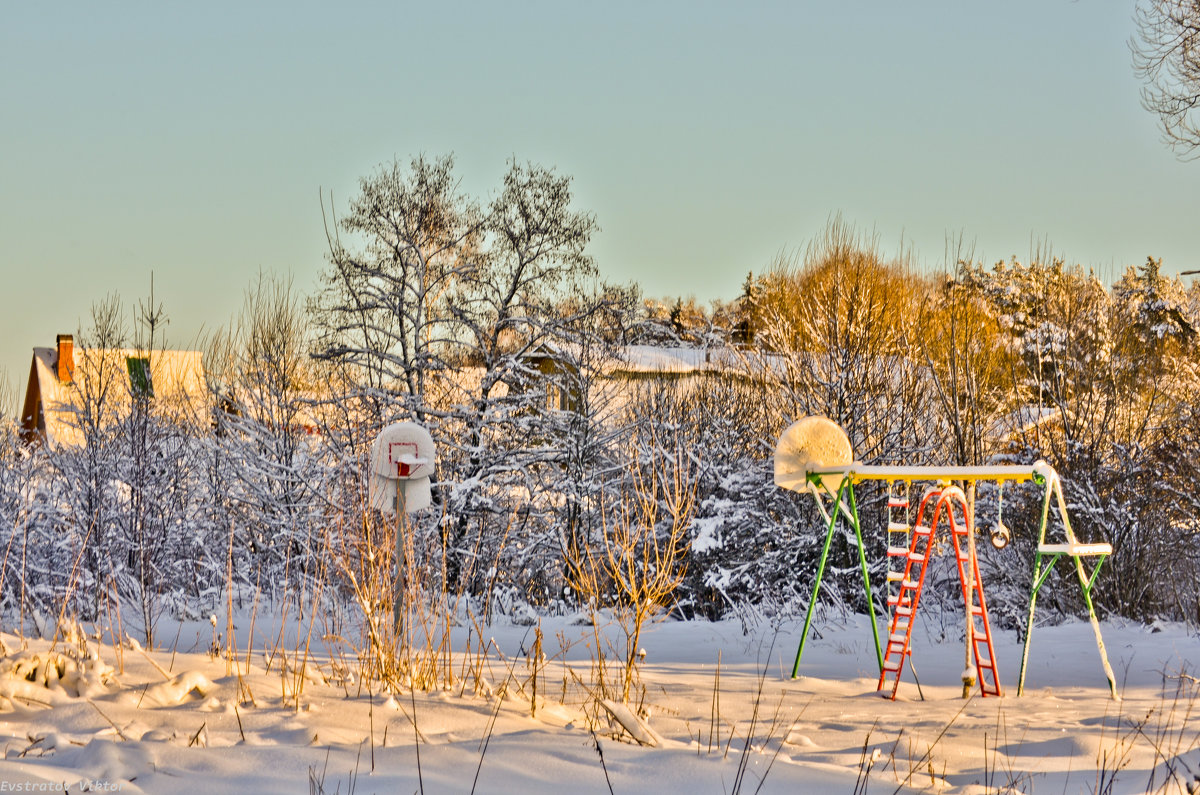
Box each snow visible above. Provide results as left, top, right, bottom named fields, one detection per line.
left=615, top=345, right=747, bottom=374
left=0, top=614, right=1197, bottom=793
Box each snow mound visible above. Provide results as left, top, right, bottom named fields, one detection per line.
left=600, top=699, right=663, bottom=747
left=142, top=671, right=214, bottom=707
left=0, top=647, right=118, bottom=710
left=55, top=738, right=153, bottom=789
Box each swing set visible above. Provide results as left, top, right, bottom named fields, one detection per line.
left=774, top=416, right=1119, bottom=700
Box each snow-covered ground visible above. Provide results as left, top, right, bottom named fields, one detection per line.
left=0, top=612, right=1197, bottom=794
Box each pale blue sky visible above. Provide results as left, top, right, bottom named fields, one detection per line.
left=2, top=1, right=1196, bottom=400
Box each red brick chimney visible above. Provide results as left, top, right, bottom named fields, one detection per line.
left=56, top=334, right=75, bottom=383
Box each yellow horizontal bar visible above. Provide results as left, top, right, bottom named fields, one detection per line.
left=808, top=463, right=1046, bottom=484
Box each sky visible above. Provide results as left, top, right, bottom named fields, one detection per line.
left=2, top=1, right=1197, bottom=411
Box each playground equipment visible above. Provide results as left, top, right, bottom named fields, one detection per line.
left=775, top=417, right=1118, bottom=700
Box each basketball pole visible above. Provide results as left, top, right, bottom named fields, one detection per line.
left=394, top=484, right=408, bottom=640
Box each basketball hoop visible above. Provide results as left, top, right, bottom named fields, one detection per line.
left=369, top=422, right=436, bottom=515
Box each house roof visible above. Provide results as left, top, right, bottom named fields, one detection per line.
left=613, top=345, right=748, bottom=374
left=22, top=345, right=207, bottom=448
left=526, top=342, right=757, bottom=376
left=986, top=405, right=1063, bottom=442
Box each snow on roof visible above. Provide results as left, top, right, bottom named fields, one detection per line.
left=28, top=346, right=207, bottom=448
left=609, top=344, right=758, bottom=374
left=524, top=343, right=787, bottom=379
left=616, top=345, right=712, bottom=373
left=987, top=405, right=1062, bottom=440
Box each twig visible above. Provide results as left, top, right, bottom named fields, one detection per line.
left=137, top=644, right=172, bottom=681
left=6, top=693, right=52, bottom=709
left=709, top=649, right=721, bottom=753
left=891, top=698, right=972, bottom=794
left=471, top=688, right=506, bottom=794
left=169, top=621, right=183, bottom=673
left=87, top=700, right=131, bottom=741
left=411, top=685, right=424, bottom=795
left=853, top=721, right=879, bottom=795
left=591, top=729, right=616, bottom=795
left=368, top=682, right=375, bottom=773
left=753, top=714, right=801, bottom=795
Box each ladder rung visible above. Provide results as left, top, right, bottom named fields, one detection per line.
left=881, top=659, right=902, bottom=672
left=887, top=522, right=911, bottom=533
left=888, top=633, right=907, bottom=643
left=894, top=606, right=913, bottom=616
left=908, top=554, right=926, bottom=563
left=893, top=621, right=909, bottom=632
left=887, top=498, right=909, bottom=508
left=887, top=546, right=909, bottom=556
left=902, top=579, right=919, bottom=589
left=913, top=525, right=932, bottom=535
left=886, top=571, right=904, bottom=581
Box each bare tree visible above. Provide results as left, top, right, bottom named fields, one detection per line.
left=315, top=154, right=614, bottom=601
left=206, top=273, right=333, bottom=605
left=439, top=161, right=600, bottom=589
left=750, top=218, right=935, bottom=463
left=918, top=242, right=1016, bottom=467
left=316, top=154, right=483, bottom=424
left=1133, top=0, right=1200, bottom=156
left=53, top=297, right=129, bottom=622
left=568, top=423, right=696, bottom=703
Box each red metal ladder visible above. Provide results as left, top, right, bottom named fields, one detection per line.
left=950, top=500, right=1002, bottom=697
left=879, top=488, right=938, bottom=699
left=884, top=482, right=912, bottom=621
left=878, top=486, right=1002, bottom=699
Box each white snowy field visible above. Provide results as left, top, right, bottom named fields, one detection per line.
left=0, top=611, right=1197, bottom=794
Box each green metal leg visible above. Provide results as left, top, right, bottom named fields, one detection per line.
left=791, top=477, right=849, bottom=678
left=1018, top=483, right=1055, bottom=697
left=847, top=484, right=883, bottom=672
left=1017, top=552, right=1044, bottom=697
left=1073, top=554, right=1120, bottom=701
left=1018, top=476, right=1119, bottom=700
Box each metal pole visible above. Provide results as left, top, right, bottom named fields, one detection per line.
left=963, top=482, right=977, bottom=698
left=393, top=483, right=408, bottom=639
left=1017, top=477, right=1054, bottom=695
left=1072, top=551, right=1119, bottom=700
left=791, top=475, right=849, bottom=678
left=847, top=483, right=883, bottom=673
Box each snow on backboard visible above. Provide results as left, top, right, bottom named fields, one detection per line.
left=370, top=422, right=436, bottom=514
left=774, top=416, right=854, bottom=491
